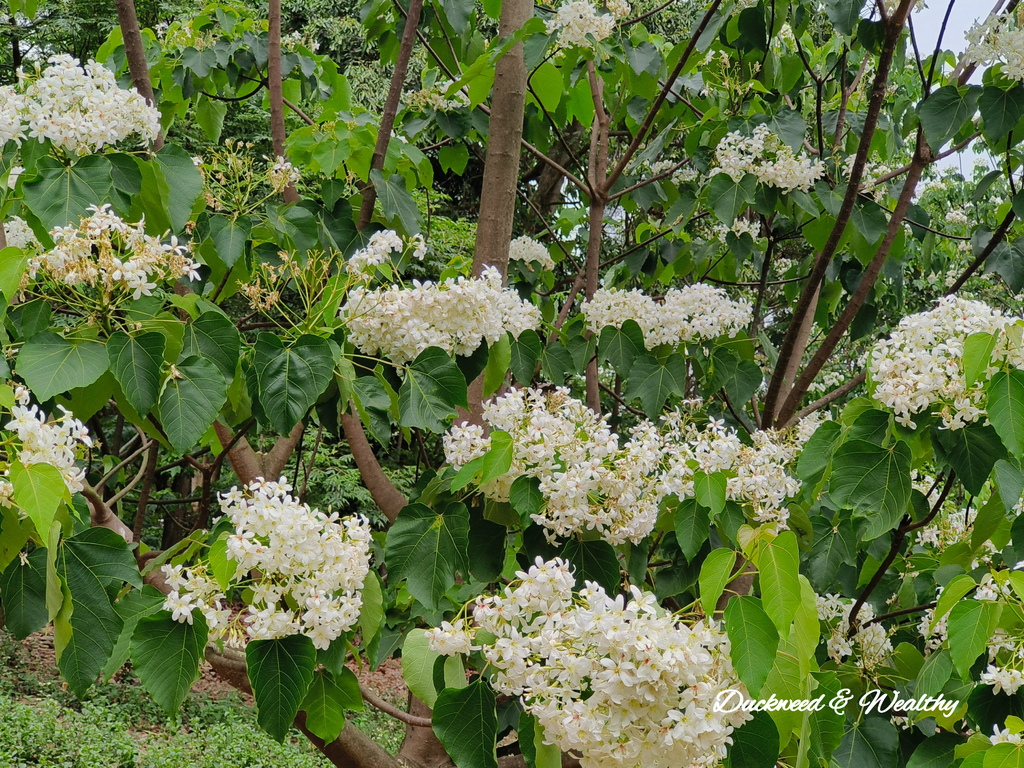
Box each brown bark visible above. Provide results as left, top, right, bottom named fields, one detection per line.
left=760, top=0, right=915, bottom=426
left=341, top=409, right=408, bottom=522
left=398, top=695, right=453, bottom=768
left=471, top=0, right=533, bottom=278
left=212, top=420, right=304, bottom=486
left=584, top=62, right=609, bottom=414
left=83, top=486, right=135, bottom=542
left=131, top=440, right=160, bottom=543
left=114, top=0, right=164, bottom=150
left=776, top=135, right=930, bottom=426
left=268, top=0, right=298, bottom=203
left=357, top=0, right=426, bottom=230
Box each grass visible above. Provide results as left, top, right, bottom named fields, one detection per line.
left=0, top=631, right=407, bottom=767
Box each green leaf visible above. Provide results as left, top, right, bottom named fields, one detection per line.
left=56, top=528, right=140, bottom=697
left=725, top=596, right=779, bottom=697
left=917, top=86, right=981, bottom=149
left=984, top=744, right=1024, bottom=768
left=832, top=717, right=898, bottom=768
left=154, top=144, right=204, bottom=234
left=989, top=370, right=1024, bottom=458
left=247, top=635, right=317, bottom=742
left=158, top=355, right=227, bottom=453
left=674, top=498, right=710, bottom=561
left=598, top=320, right=645, bottom=378
left=823, top=0, right=865, bottom=35
left=182, top=311, right=241, bottom=378
left=806, top=516, right=855, bottom=593
left=369, top=169, right=422, bottom=235
left=207, top=533, right=233, bottom=590
left=385, top=502, right=470, bottom=609
left=107, top=331, right=165, bottom=417
left=797, top=420, right=843, bottom=487
left=757, top=531, right=801, bottom=633
left=1, top=549, right=47, bottom=640
left=510, top=330, right=542, bottom=385
left=301, top=669, right=351, bottom=742
left=727, top=711, right=780, bottom=768
left=402, top=628, right=442, bottom=707
left=693, top=471, right=727, bottom=516
left=432, top=680, right=498, bottom=768
left=253, top=334, right=334, bottom=436
left=10, top=461, right=69, bottom=538
left=560, top=538, right=620, bottom=593
left=965, top=332, right=998, bottom=388
left=622, top=353, right=687, bottom=418
left=699, top=548, right=736, bottom=615
left=0, top=247, right=28, bottom=301
left=937, top=423, right=1007, bottom=496
left=932, top=573, right=977, bottom=629
left=17, top=332, right=108, bottom=401
left=907, top=733, right=966, bottom=768
left=510, top=475, right=544, bottom=522
left=705, top=172, right=756, bottom=223
left=483, top=334, right=511, bottom=397
left=209, top=215, right=251, bottom=269
left=438, top=144, right=469, bottom=175
left=195, top=95, right=228, bottom=143
left=101, top=586, right=166, bottom=682
left=130, top=611, right=208, bottom=715
left=480, top=431, right=513, bottom=484
left=828, top=439, right=912, bottom=539
left=980, top=85, right=1024, bottom=142
left=359, top=570, right=384, bottom=648
left=399, top=347, right=468, bottom=433
left=948, top=599, right=999, bottom=679
left=531, top=61, right=562, bottom=111
left=22, top=155, right=113, bottom=231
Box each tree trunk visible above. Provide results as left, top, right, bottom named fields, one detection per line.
left=471, top=0, right=533, bottom=278
left=268, top=0, right=298, bottom=203
left=114, top=0, right=164, bottom=150
left=356, top=0, right=426, bottom=230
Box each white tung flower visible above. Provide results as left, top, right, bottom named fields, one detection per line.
left=712, top=124, right=823, bottom=193
left=428, top=557, right=750, bottom=768
left=6, top=54, right=160, bottom=154
left=340, top=266, right=541, bottom=363
left=581, top=284, right=752, bottom=350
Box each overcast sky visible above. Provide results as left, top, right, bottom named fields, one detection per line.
left=911, top=1, right=999, bottom=170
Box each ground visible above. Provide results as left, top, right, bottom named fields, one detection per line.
left=0, top=629, right=409, bottom=767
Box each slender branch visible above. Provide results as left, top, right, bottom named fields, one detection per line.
left=782, top=371, right=866, bottom=428
left=604, top=0, right=723, bottom=191
left=945, top=208, right=1016, bottom=295
left=114, top=0, right=164, bottom=150
left=358, top=0, right=425, bottom=229
left=864, top=601, right=937, bottom=627
left=360, top=684, right=433, bottom=727
left=132, top=440, right=161, bottom=544
left=762, top=0, right=915, bottom=426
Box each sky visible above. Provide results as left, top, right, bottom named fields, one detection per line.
left=910, top=0, right=997, bottom=171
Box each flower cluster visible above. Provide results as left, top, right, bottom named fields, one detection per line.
left=657, top=410, right=813, bottom=527
left=964, top=13, right=1024, bottom=82
left=346, top=229, right=427, bottom=278
left=444, top=388, right=666, bottom=544
left=816, top=594, right=893, bottom=671
left=268, top=157, right=301, bottom=193
left=509, top=236, right=556, bottom=272
left=868, top=297, right=1024, bottom=429
left=341, top=266, right=541, bottom=363
left=0, top=386, right=93, bottom=507
left=163, top=477, right=372, bottom=650
left=712, top=125, right=823, bottom=193
left=581, top=284, right=752, bottom=350
left=427, top=558, right=749, bottom=768
left=26, top=205, right=197, bottom=301
left=546, top=2, right=616, bottom=48
left=405, top=81, right=470, bottom=112
left=3, top=216, right=41, bottom=253
left=1, top=54, right=160, bottom=155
